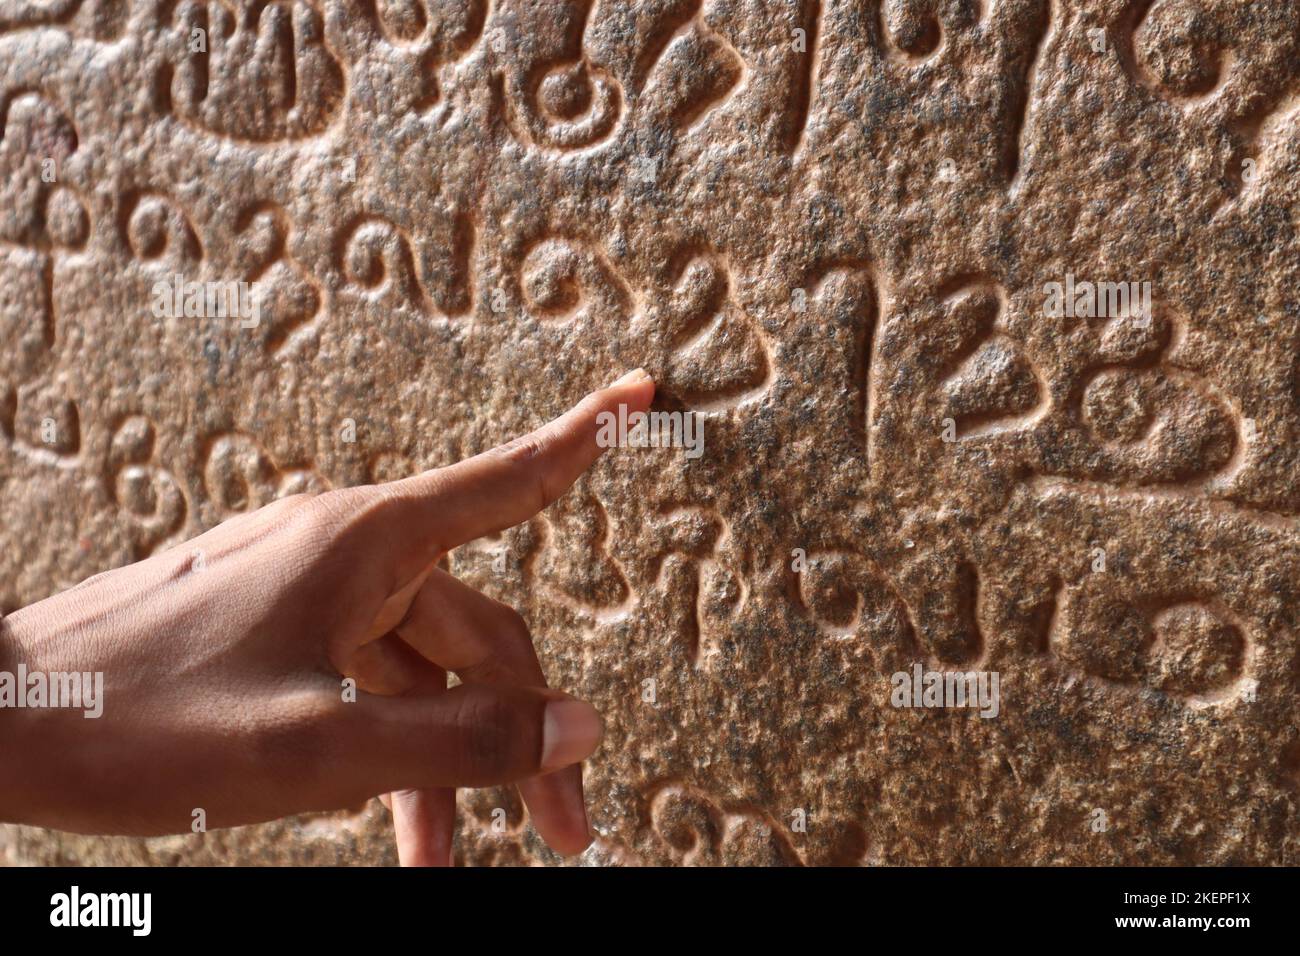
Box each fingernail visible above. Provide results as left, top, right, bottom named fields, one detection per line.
left=541, top=699, right=603, bottom=771
left=607, top=367, right=650, bottom=388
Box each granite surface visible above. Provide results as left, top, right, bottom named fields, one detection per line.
left=1, top=0, right=1299, bottom=864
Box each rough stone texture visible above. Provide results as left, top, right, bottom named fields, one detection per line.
left=2, top=0, right=1300, bottom=865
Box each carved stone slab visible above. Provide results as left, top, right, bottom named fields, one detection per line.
left=1, top=0, right=1298, bottom=864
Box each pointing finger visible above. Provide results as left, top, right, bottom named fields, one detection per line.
left=378, top=369, right=654, bottom=578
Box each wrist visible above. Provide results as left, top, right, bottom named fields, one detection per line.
left=0, top=605, right=55, bottom=824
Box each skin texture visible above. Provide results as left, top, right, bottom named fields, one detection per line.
left=0, top=370, right=656, bottom=866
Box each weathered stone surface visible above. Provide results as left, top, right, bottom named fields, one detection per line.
left=2, top=0, right=1299, bottom=865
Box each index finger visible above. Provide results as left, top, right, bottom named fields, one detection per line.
left=382, top=368, right=654, bottom=562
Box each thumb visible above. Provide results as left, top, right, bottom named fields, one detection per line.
left=346, top=684, right=604, bottom=791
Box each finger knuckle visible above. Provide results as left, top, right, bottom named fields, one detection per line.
left=306, top=487, right=365, bottom=527
left=276, top=491, right=321, bottom=511
left=495, top=433, right=549, bottom=466
left=264, top=491, right=326, bottom=528
left=301, top=487, right=385, bottom=555
left=454, top=692, right=532, bottom=783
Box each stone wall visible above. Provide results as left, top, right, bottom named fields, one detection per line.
left=2, top=0, right=1298, bottom=864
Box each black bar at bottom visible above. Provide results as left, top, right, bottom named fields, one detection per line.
left=0, top=865, right=1283, bottom=942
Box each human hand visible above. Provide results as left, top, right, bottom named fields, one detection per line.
left=0, top=369, right=656, bottom=865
